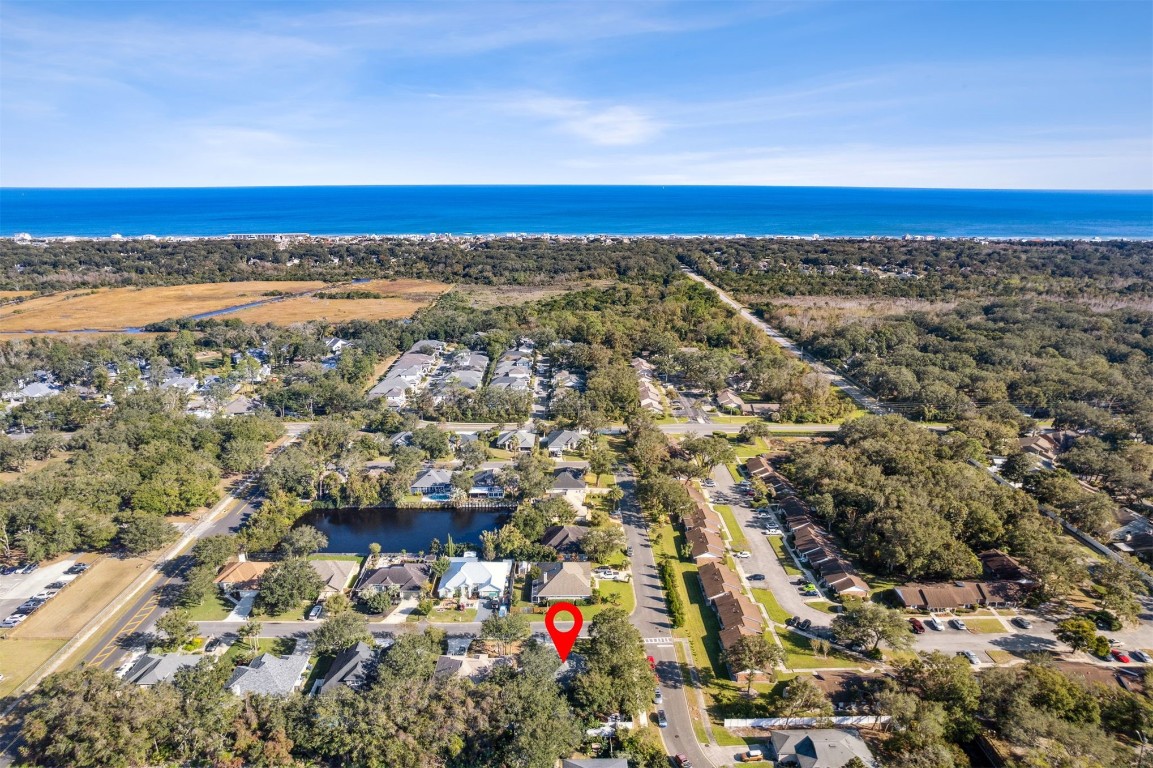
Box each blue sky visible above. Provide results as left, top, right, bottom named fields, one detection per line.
left=1, top=0, right=1150, bottom=188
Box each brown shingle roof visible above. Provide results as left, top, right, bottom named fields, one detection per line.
left=685, top=527, right=725, bottom=560
left=214, top=561, right=274, bottom=591
left=698, top=562, right=742, bottom=601
left=713, top=591, right=764, bottom=632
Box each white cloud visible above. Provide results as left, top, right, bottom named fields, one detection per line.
left=512, top=97, right=661, bottom=146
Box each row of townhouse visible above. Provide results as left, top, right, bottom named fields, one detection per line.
left=680, top=486, right=766, bottom=681
left=489, top=344, right=534, bottom=391
left=747, top=455, right=871, bottom=600
left=367, top=339, right=448, bottom=406
left=408, top=465, right=588, bottom=499
left=631, top=357, right=665, bottom=414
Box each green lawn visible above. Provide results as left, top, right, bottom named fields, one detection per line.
left=308, top=553, right=365, bottom=564
left=523, top=580, right=637, bottom=622
left=725, top=463, right=744, bottom=483
left=420, top=606, right=478, bottom=623
left=223, top=637, right=295, bottom=664
left=768, top=537, right=803, bottom=577
left=302, top=654, right=334, bottom=693
left=255, top=600, right=312, bottom=622
left=653, top=525, right=727, bottom=681
left=184, top=592, right=236, bottom=621
left=964, top=618, right=1008, bottom=634
left=751, top=588, right=791, bottom=624
left=713, top=504, right=748, bottom=550
left=778, top=631, right=863, bottom=670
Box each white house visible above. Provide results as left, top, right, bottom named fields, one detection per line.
left=436, top=555, right=512, bottom=600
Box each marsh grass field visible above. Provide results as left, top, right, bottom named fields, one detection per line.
left=226, top=278, right=449, bottom=324
left=0, top=278, right=450, bottom=332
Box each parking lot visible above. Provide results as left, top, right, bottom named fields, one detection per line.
left=0, top=559, right=83, bottom=629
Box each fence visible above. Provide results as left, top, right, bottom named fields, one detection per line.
left=723, top=716, right=890, bottom=729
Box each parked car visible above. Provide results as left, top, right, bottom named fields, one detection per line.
left=959, top=650, right=980, bottom=665
left=1111, top=649, right=1132, bottom=663
left=763, top=526, right=782, bottom=536
left=46, top=581, right=67, bottom=590
left=1, top=614, right=27, bottom=627
left=654, top=687, right=663, bottom=704
left=66, top=562, right=90, bottom=575
left=675, top=754, right=693, bottom=768
left=926, top=616, right=944, bottom=631
left=18, top=563, right=39, bottom=574
left=908, top=618, right=925, bottom=634
left=656, top=710, right=668, bottom=727
left=740, top=748, right=765, bottom=762
left=733, top=551, right=751, bottom=559
left=625, top=546, right=633, bottom=557
left=798, top=618, right=812, bottom=630
left=949, top=618, right=968, bottom=631
left=32, top=590, right=59, bottom=600
left=307, top=604, right=324, bottom=621
left=1130, top=650, right=1152, bottom=663
left=1012, top=616, right=1032, bottom=629
left=702, top=479, right=716, bottom=488
left=647, top=655, right=656, bottom=670
left=0, top=565, right=18, bottom=576
left=748, top=574, right=766, bottom=582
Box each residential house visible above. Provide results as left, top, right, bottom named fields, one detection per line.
left=540, top=525, right=588, bottom=555
left=979, top=550, right=1033, bottom=582
left=227, top=651, right=311, bottom=696
left=531, top=561, right=593, bottom=603
left=411, top=468, right=453, bottom=496
left=769, top=728, right=877, bottom=768
left=894, top=580, right=1027, bottom=611
left=436, top=555, right=512, bottom=599
left=543, top=429, right=584, bottom=456
left=318, top=641, right=375, bottom=693
left=716, top=388, right=749, bottom=414
left=825, top=573, right=871, bottom=599
left=552, top=370, right=581, bottom=390
left=357, top=563, right=431, bottom=597
left=630, top=357, right=656, bottom=377
left=468, top=469, right=506, bottom=499
left=309, top=559, right=359, bottom=598
left=324, top=338, right=350, bottom=355
left=638, top=379, right=664, bottom=414
left=684, top=527, right=725, bottom=563
left=432, top=654, right=499, bottom=682
left=489, top=375, right=530, bottom=391
left=123, top=653, right=202, bottom=687
left=550, top=468, right=588, bottom=494
left=409, top=339, right=448, bottom=356
left=495, top=429, right=537, bottom=453
left=712, top=591, right=764, bottom=633
left=214, top=561, right=274, bottom=598
left=745, top=455, right=775, bottom=481
left=698, top=561, right=742, bottom=602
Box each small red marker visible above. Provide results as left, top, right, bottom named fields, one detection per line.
left=544, top=601, right=584, bottom=662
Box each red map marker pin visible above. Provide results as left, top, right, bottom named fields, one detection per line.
left=544, top=601, right=584, bottom=662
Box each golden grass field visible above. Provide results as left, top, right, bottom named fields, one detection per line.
left=0, top=637, right=67, bottom=697
left=226, top=278, right=450, bottom=324
left=0, top=290, right=35, bottom=300
left=0, top=281, right=328, bottom=332
left=13, top=556, right=152, bottom=640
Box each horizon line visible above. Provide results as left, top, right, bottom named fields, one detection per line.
left=2, top=184, right=1151, bottom=194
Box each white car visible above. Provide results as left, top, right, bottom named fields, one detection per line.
left=1, top=614, right=27, bottom=628
left=733, top=551, right=751, bottom=559
left=926, top=616, right=944, bottom=631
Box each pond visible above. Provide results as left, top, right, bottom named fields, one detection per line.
left=298, top=507, right=507, bottom=555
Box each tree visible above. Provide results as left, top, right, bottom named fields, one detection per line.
left=323, top=592, right=351, bottom=616
left=119, top=513, right=178, bottom=555
left=681, top=435, right=736, bottom=474
left=258, top=557, right=324, bottom=615
left=311, top=610, right=372, bottom=655
left=362, top=589, right=393, bottom=614
left=832, top=602, right=914, bottom=653
left=277, top=524, right=328, bottom=557
left=724, top=634, right=784, bottom=693
left=239, top=618, right=262, bottom=651
left=480, top=612, right=531, bottom=654
left=775, top=675, right=832, bottom=724
left=411, top=424, right=451, bottom=459
left=190, top=534, right=237, bottom=570
left=738, top=420, right=772, bottom=444
left=572, top=608, right=656, bottom=718
left=581, top=526, right=626, bottom=563
left=586, top=443, right=613, bottom=485
left=155, top=608, right=196, bottom=650
left=18, top=667, right=168, bottom=768
left=431, top=556, right=451, bottom=579
left=1054, top=617, right=1098, bottom=653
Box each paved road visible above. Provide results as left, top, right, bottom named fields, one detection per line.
left=707, top=467, right=828, bottom=625
left=681, top=268, right=885, bottom=415
left=615, top=472, right=714, bottom=768
left=83, top=491, right=260, bottom=672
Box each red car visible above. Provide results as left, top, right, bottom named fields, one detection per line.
left=908, top=618, right=925, bottom=634
left=647, top=655, right=656, bottom=670
left=676, top=755, right=693, bottom=768
left=1111, top=649, right=1131, bottom=663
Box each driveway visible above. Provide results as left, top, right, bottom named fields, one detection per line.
left=706, top=466, right=828, bottom=626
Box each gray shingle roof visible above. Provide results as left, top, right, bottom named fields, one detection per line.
left=227, top=652, right=310, bottom=696
left=123, top=653, right=202, bottom=686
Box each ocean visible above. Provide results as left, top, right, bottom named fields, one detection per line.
left=1, top=185, right=1150, bottom=239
